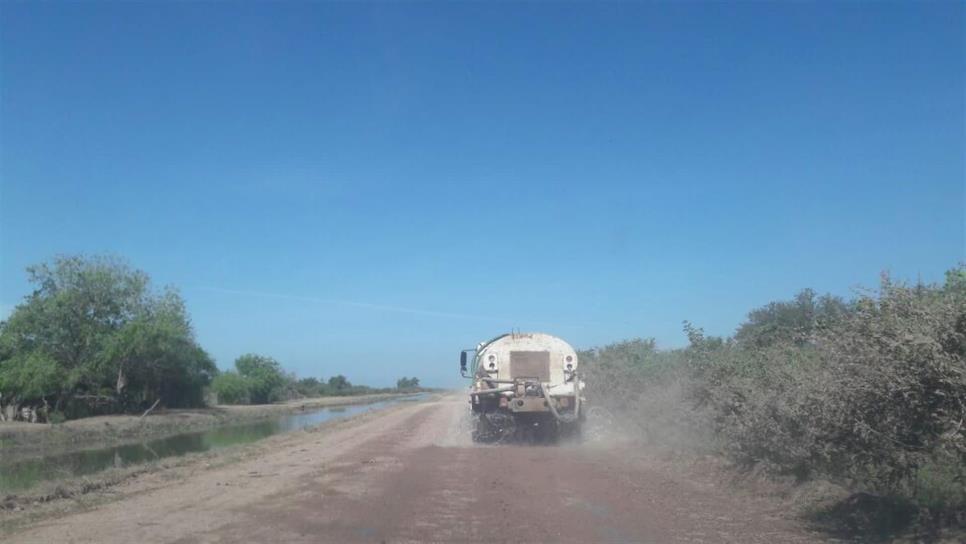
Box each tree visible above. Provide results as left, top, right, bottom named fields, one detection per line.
left=734, top=289, right=850, bottom=348
left=101, top=290, right=216, bottom=407
left=211, top=371, right=251, bottom=405
left=0, top=255, right=215, bottom=418
left=234, top=354, right=285, bottom=404
left=396, top=377, right=420, bottom=390
left=294, top=377, right=324, bottom=397
left=327, top=374, right=350, bottom=391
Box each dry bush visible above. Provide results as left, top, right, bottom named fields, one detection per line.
left=583, top=266, right=966, bottom=519
left=581, top=339, right=712, bottom=451
left=698, top=274, right=965, bottom=502
left=809, top=277, right=966, bottom=495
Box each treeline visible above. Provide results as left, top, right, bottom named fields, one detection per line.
left=209, top=354, right=416, bottom=405
left=582, top=266, right=965, bottom=525
left=0, top=256, right=421, bottom=420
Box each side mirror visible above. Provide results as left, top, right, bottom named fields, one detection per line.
left=460, top=351, right=468, bottom=373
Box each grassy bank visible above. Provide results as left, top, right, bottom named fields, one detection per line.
left=0, top=393, right=409, bottom=459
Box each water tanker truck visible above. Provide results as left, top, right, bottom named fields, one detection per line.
left=460, top=332, right=585, bottom=443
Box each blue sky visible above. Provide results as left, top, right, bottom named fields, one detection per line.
left=1, top=2, right=963, bottom=387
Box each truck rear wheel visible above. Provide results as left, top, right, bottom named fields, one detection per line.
left=472, top=412, right=515, bottom=443
left=558, top=421, right=582, bottom=443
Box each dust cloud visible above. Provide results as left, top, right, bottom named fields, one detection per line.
left=430, top=388, right=706, bottom=454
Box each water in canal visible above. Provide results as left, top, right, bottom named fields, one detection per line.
left=0, top=395, right=424, bottom=493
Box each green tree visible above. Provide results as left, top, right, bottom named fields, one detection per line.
left=327, top=374, right=350, bottom=391
left=734, top=289, right=850, bottom=348
left=396, top=377, right=420, bottom=390
left=0, top=255, right=215, bottom=417
left=211, top=371, right=251, bottom=405
left=234, top=354, right=285, bottom=404
left=101, top=290, right=216, bottom=407
left=0, top=352, right=62, bottom=401
left=295, top=377, right=324, bottom=397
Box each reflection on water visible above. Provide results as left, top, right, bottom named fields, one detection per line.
left=0, top=395, right=424, bottom=492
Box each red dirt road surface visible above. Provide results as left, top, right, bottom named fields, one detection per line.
left=5, top=396, right=822, bottom=543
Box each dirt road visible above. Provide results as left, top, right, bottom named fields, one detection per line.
left=4, top=395, right=821, bottom=543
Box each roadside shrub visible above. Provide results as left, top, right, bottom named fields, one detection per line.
left=914, top=459, right=966, bottom=513
left=211, top=372, right=251, bottom=405
left=234, top=354, right=285, bottom=404
left=686, top=340, right=827, bottom=477
left=582, top=339, right=709, bottom=449
left=733, top=289, right=851, bottom=349
left=809, top=276, right=966, bottom=492
left=584, top=265, right=966, bottom=517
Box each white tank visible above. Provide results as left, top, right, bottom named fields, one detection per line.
left=475, top=332, right=578, bottom=394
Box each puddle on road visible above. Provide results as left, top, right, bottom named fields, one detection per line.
left=0, top=394, right=426, bottom=493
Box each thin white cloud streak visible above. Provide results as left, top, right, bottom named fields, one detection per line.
left=195, top=285, right=606, bottom=329
left=193, top=286, right=514, bottom=322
